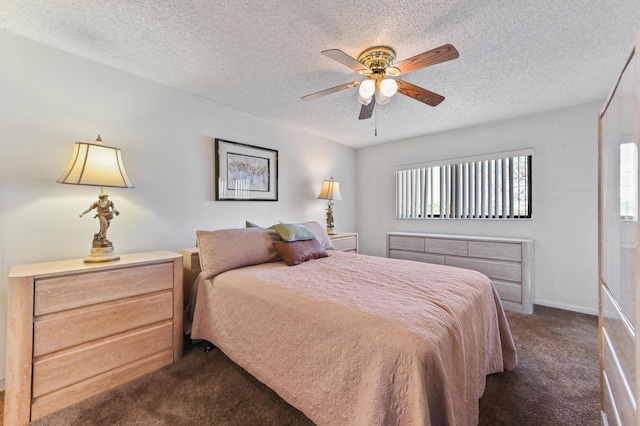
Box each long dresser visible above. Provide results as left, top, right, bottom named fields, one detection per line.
left=386, top=232, right=533, bottom=314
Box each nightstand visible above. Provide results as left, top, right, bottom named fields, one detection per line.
left=329, top=232, right=358, bottom=253
left=179, top=247, right=201, bottom=306
left=4, top=251, right=183, bottom=424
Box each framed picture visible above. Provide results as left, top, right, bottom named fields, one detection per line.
left=215, top=138, right=278, bottom=201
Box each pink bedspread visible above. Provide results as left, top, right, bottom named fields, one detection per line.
left=188, top=251, right=517, bottom=425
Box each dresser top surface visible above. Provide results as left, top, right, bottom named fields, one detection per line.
left=9, top=250, right=181, bottom=278
left=330, top=232, right=358, bottom=238
left=387, top=232, right=533, bottom=244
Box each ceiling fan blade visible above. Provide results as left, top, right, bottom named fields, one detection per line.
left=359, top=97, right=376, bottom=120
left=321, top=49, right=371, bottom=73
left=397, top=80, right=445, bottom=107
left=301, top=81, right=360, bottom=101
left=393, top=44, right=459, bottom=75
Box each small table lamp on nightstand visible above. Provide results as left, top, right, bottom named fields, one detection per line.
left=317, top=177, right=342, bottom=235
left=57, top=135, right=134, bottom=263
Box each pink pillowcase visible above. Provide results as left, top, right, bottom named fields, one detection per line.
left=272, top=239, right=328, bottom=266
left=197, top=228, right=281, bottom=279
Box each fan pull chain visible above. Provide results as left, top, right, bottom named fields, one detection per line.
left=375, top=108, right=378, bottom=136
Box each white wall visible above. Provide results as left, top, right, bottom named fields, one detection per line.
left=356, top=101, right=600, bottom=315
left=0, top=29, right=602, bottom=386
left=0, top=32, right=356, bottom=383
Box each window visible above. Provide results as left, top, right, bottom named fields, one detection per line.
left=395, top=149, right=533, bottom=219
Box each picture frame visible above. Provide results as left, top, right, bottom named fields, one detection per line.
left=215, top=138, right=278, bottom=201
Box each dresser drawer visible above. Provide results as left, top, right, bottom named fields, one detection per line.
left=32, top=322, right=173, bottom=398
left=332, top=237, right=357, bottom=252
left=329, top=233, right=358, bottom=253
left=468, top=241, right=521, bottom=262
left=601, top=287, right=634, bottom=395
left=446, top=257, right=522, bottom=282
left=389, top=250, right=445, bottom=265
left=34, top=262, right=174, bottom=315
left=493, top=280, right=522, bottom=303
left=424, top=237, right=467, bottom=256
left=34, top=291, right=173, bottom=356
left=30, top=350, right=174, bottom=420
left=388, top=235, right=425, bottom=252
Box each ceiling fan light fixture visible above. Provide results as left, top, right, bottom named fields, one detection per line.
left=357, top=79, right=375, bottom=104
left=375, top=91, right=392, bottom=105
left=386, top=67, right=400, bottom=76
left=358, top=79, right=375, bottom=97
left=302, top=43, right=459, bottom=119
left=379, top=79, right=399, bottom=97
left=358, top=93, right=373, bottom=105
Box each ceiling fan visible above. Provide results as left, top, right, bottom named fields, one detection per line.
left=301, top=44, right=459, bottom=120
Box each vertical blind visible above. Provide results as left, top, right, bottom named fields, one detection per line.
left=394, top=149, right=533, bottom=219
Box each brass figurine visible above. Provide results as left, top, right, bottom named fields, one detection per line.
left=80, top=193, right=120, bottom=247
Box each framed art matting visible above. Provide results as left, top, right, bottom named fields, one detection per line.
left=215, top=139, right=278, bottom=201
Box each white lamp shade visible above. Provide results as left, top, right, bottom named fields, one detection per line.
left=57, top=142, right=134, bottom=188
left=317, top=178, right=342, bottom=201
left=380, top=78, right=399, bottom=97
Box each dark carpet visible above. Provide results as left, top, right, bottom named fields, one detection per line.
left=32, top=305, right=599, bottom=426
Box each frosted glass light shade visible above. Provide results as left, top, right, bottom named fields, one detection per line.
left=357, top=79, right=375, bottom=105
left=57, top=142, right=134, bottom=188
left=358, top=79, right=375, bottom=97
left=375, top=91, right=391, bottom=105
left=358, top=93, right=373, bottom=105
left=380, top=78, right=399, bottom=97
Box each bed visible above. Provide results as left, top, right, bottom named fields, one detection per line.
left=184, top=223, right=517, bottom=426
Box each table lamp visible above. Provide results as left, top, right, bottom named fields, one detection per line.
left=57, top=135, right=134, bottom=263
left=317, top=177, right=342, bottom=235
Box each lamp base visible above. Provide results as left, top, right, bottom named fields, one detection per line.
left=326, top=226, right=337, bottom=235
left=84, top=247, right=120, bottom=263
left=84, top=245, right=120, bottom=263
left=84, top=232, right=120, bottom=263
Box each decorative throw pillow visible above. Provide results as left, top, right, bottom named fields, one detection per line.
left=245, top=221, right=264, bottom=228
left=272, top=239, right=328, bottom=266
left=297, top=221, right=335, bottom=250
left=196, top=228, right=281, bottom=279
left=269, top=223, right=316, bottom=242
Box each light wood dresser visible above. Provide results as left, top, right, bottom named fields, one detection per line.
left=4, top=250, right=183, bottom=425
left=386, top=232, right=533, bottom=314
left=329, top=232, right=358, bottom=253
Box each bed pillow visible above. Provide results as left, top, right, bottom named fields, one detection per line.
left=298, top=221, right=335, bottom=250
left=244, top=220, right=334, bottom=249
left=196, top=228, right=281, bottom=279
left=272, top=239, right=328, bottom=266
left=269, top=223, right=316, bottom=242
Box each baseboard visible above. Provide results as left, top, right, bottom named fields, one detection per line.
left=0, top=378, right=5, bottom=391
left=534, top=299, right=597, bottom=316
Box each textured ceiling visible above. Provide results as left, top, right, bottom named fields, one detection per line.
left=1, top=1, right=639, bottom=148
